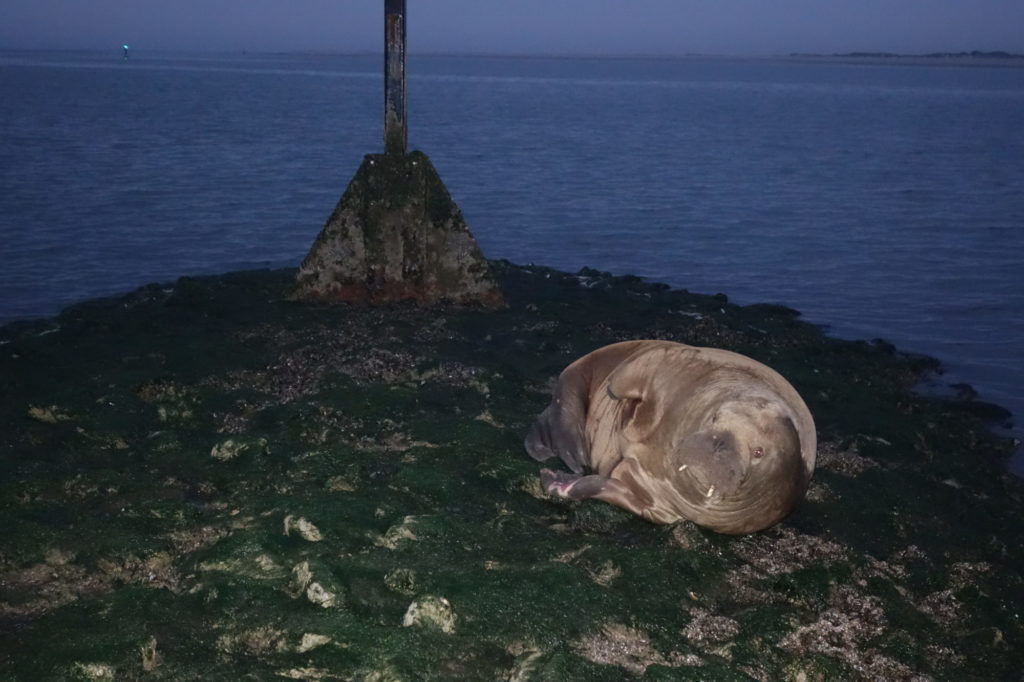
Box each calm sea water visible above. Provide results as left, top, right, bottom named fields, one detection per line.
left=1, top=50, right=1022, bottom=470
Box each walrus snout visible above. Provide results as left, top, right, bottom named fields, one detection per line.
left=676, top=430, right=745, bottom=497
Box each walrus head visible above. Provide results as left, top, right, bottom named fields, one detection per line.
left=670, top=397, right=808, bottom=533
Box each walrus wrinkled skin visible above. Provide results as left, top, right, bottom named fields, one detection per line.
left=525, top=340, right=816, bottom=534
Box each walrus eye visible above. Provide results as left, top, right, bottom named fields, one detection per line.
left=752, top=447, right=765, bottom=459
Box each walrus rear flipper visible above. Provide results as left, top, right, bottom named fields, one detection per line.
left=525, top=371, right=592, bottom=473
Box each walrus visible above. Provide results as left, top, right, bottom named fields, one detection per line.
left=525, top=340, right=816, bottom=534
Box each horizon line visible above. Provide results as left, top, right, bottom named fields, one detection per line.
left=2, top=45, right=1023, bottom=62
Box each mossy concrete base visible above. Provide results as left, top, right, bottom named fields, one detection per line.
left=292, top=151, right=503, bottom=307
left=0, top=262, right=1020, bottom=680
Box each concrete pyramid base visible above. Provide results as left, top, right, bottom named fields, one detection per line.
left=292, top=151, right=504, bottom=307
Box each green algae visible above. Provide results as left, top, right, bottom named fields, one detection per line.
left=0, top=262, right=1021, bottom=680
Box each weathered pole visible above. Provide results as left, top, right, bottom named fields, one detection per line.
left=384, top=0, right=407, bottom=156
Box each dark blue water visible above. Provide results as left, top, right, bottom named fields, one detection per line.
left=2, top=50, right=1022, bottom=470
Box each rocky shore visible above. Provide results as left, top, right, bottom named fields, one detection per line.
left=0, top=262, right=1020, bottom=681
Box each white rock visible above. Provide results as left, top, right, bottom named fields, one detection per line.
left=210, top=439, right=243, bottom=461
left=283, top=515, right=323, bottom=542
left=71, top=663, right=116, bottom=681
left=296, top=633, right=332, bottom=653
left=210, top=437, right=267, bottom=461
left=306, top=582, right=338, bottom=608
left=402, top=596, right=456, bottom=634
left=289, top=561, right=312, bottom=595
left=375, top=515, right=432, bottom=549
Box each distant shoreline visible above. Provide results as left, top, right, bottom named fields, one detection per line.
left=791, top=50, right=1023, bottom=62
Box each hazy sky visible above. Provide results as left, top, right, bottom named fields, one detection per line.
left=2, top=0, right=1023, bottom=56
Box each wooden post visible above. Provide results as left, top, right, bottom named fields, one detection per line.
left=384, top=0, right=407, bottom=156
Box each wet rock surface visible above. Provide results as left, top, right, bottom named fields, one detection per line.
left=0, top=261, right=1020, bottom=680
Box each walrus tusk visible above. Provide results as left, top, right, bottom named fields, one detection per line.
left=678, top=464, right=688, bottom=471
left=706, top=485, right=715, bottom=498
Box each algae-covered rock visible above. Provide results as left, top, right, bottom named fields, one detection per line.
left=137, top=381, right=199, bottom=423
left=375, top=515, right=439, bottom=549
left=682, top=608, right=741, bottom=647
left=383, top=567, right=417, bottom=596
left=28, top=404, right=72, bottom=423
left=574, top=622, right=672, bottom=676
left=198, top=546, right=287, bottom=582
left=506, top=649, right=547, bottom=682
left=140, top=636, right=160, bottom=672
left=276, top=667, right=344, bottom=680
left=216, top=624, right=289, bottom=656
left=359, top=664, right=405, bottom=682
left=325, top=475, right=357, bottom=492
left=0, top=263, right=1021, bottom=681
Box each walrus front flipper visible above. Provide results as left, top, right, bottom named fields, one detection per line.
left=525, top=401, right=588, bottom=472
left=541, top=467, right=656, bottom=520
left=525, top=365, right=595, bottom=473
